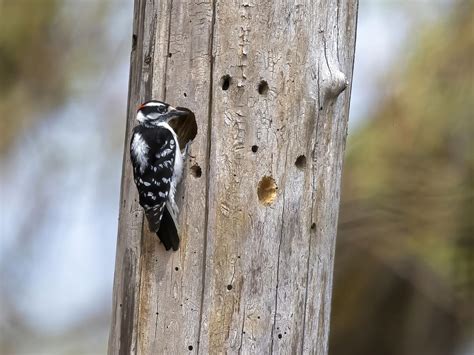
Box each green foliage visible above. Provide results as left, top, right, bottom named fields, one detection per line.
left=331, top=4, right=473, bottom=355
left=0, top=1, right=113, bottom=154
left=1, top=0, right=57, bottom=90
left=0, top=0, right=65, bottom=152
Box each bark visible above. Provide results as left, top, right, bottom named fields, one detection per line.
left=109, top=0, right=358, bottom=354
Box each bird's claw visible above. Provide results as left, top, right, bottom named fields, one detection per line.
left=183, top=142, right=195, bottom=159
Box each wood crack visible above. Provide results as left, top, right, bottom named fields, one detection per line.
left=301, top=63, right=322, bottom=351
left=196, top=0, right=217, bottom=353
left=163, top=0, right=174, bottom=100
left=270, top=142, right=291, bottom=352
left=336, top=0, right=341, bottom=64
left=128, top=0, right=154, bottom=353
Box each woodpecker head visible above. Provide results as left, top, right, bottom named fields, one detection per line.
left=136, top=100, right=188, bottom=126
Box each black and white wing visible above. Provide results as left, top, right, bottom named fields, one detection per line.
left=130, top=125, right=179, bottom=250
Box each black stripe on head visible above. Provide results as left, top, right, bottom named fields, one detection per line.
left=143, top=100, right=168, bottom=110
left=140, top=102, right=169, bottom=117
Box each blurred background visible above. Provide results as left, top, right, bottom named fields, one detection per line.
left=0, top=0, right=472, bottom=354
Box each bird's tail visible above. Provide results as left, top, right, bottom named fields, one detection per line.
left=156, top=205, right=180, bottom=251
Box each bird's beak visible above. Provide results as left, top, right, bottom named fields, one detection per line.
left=168, top=106, right=189, bottom=117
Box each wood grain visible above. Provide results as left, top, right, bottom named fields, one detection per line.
left=109, top=0, right=358, bottom=354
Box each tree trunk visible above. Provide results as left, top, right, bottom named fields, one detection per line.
left=109, top=0, right=358, bottom=354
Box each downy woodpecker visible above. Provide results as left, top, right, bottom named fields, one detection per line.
left=130, top=100, right=188, bottom=251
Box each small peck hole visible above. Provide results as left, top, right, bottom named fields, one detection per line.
left=257, top=176, right=278, bottom=206
left=188, top=345, right=193, bottom=351
left=221, top=75, right=231, bottom=90
left=295, top=155, right=307, bottom=170
left=251, top=145, right=258, bottom=153
left=227, top=284, right=233, bottom=291
left=258, top=80, right=269, bottom=95
left=190, top=164, right=202, bottom=178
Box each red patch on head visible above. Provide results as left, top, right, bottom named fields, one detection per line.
left=137, top=103, right=146, bottom=112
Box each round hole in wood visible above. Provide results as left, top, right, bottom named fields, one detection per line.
left=190, top=164, right=202, bottom=178
left=221, top=74, right=231, bottom=90
left=251, top=145, right=258, bottom=153
left=257, top=176, right=277, bottom=206
left=295, top=155, right=307, bottom=170
left=258, top=80, right=269, bottom=95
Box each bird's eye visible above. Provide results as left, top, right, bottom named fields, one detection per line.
left=157, top=106, right=167, bottom=113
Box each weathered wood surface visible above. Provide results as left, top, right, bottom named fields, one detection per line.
left=109, top=0, right=358, bottom=354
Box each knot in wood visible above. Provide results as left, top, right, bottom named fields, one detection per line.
left=324, top=69, right=348, bottom=99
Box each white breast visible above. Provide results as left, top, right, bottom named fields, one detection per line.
left=131, top=132, right=149, bottom=173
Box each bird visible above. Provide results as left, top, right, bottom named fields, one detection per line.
left=130, top=100, right=190, bottom=251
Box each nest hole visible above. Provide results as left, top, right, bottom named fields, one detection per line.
left=190, top=164, right=202, bottom=178
left=295, top=155, right=307, bottom=170
left=221, top=75, right=231, bottom=90
left=257, top=176, right=277, bottom=206
left=167, top=107, right=198, bottom=152
left=258, top=80, right=269, bottom=95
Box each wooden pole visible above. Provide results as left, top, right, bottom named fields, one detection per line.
left=109, top=0, right=358, bottom=353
